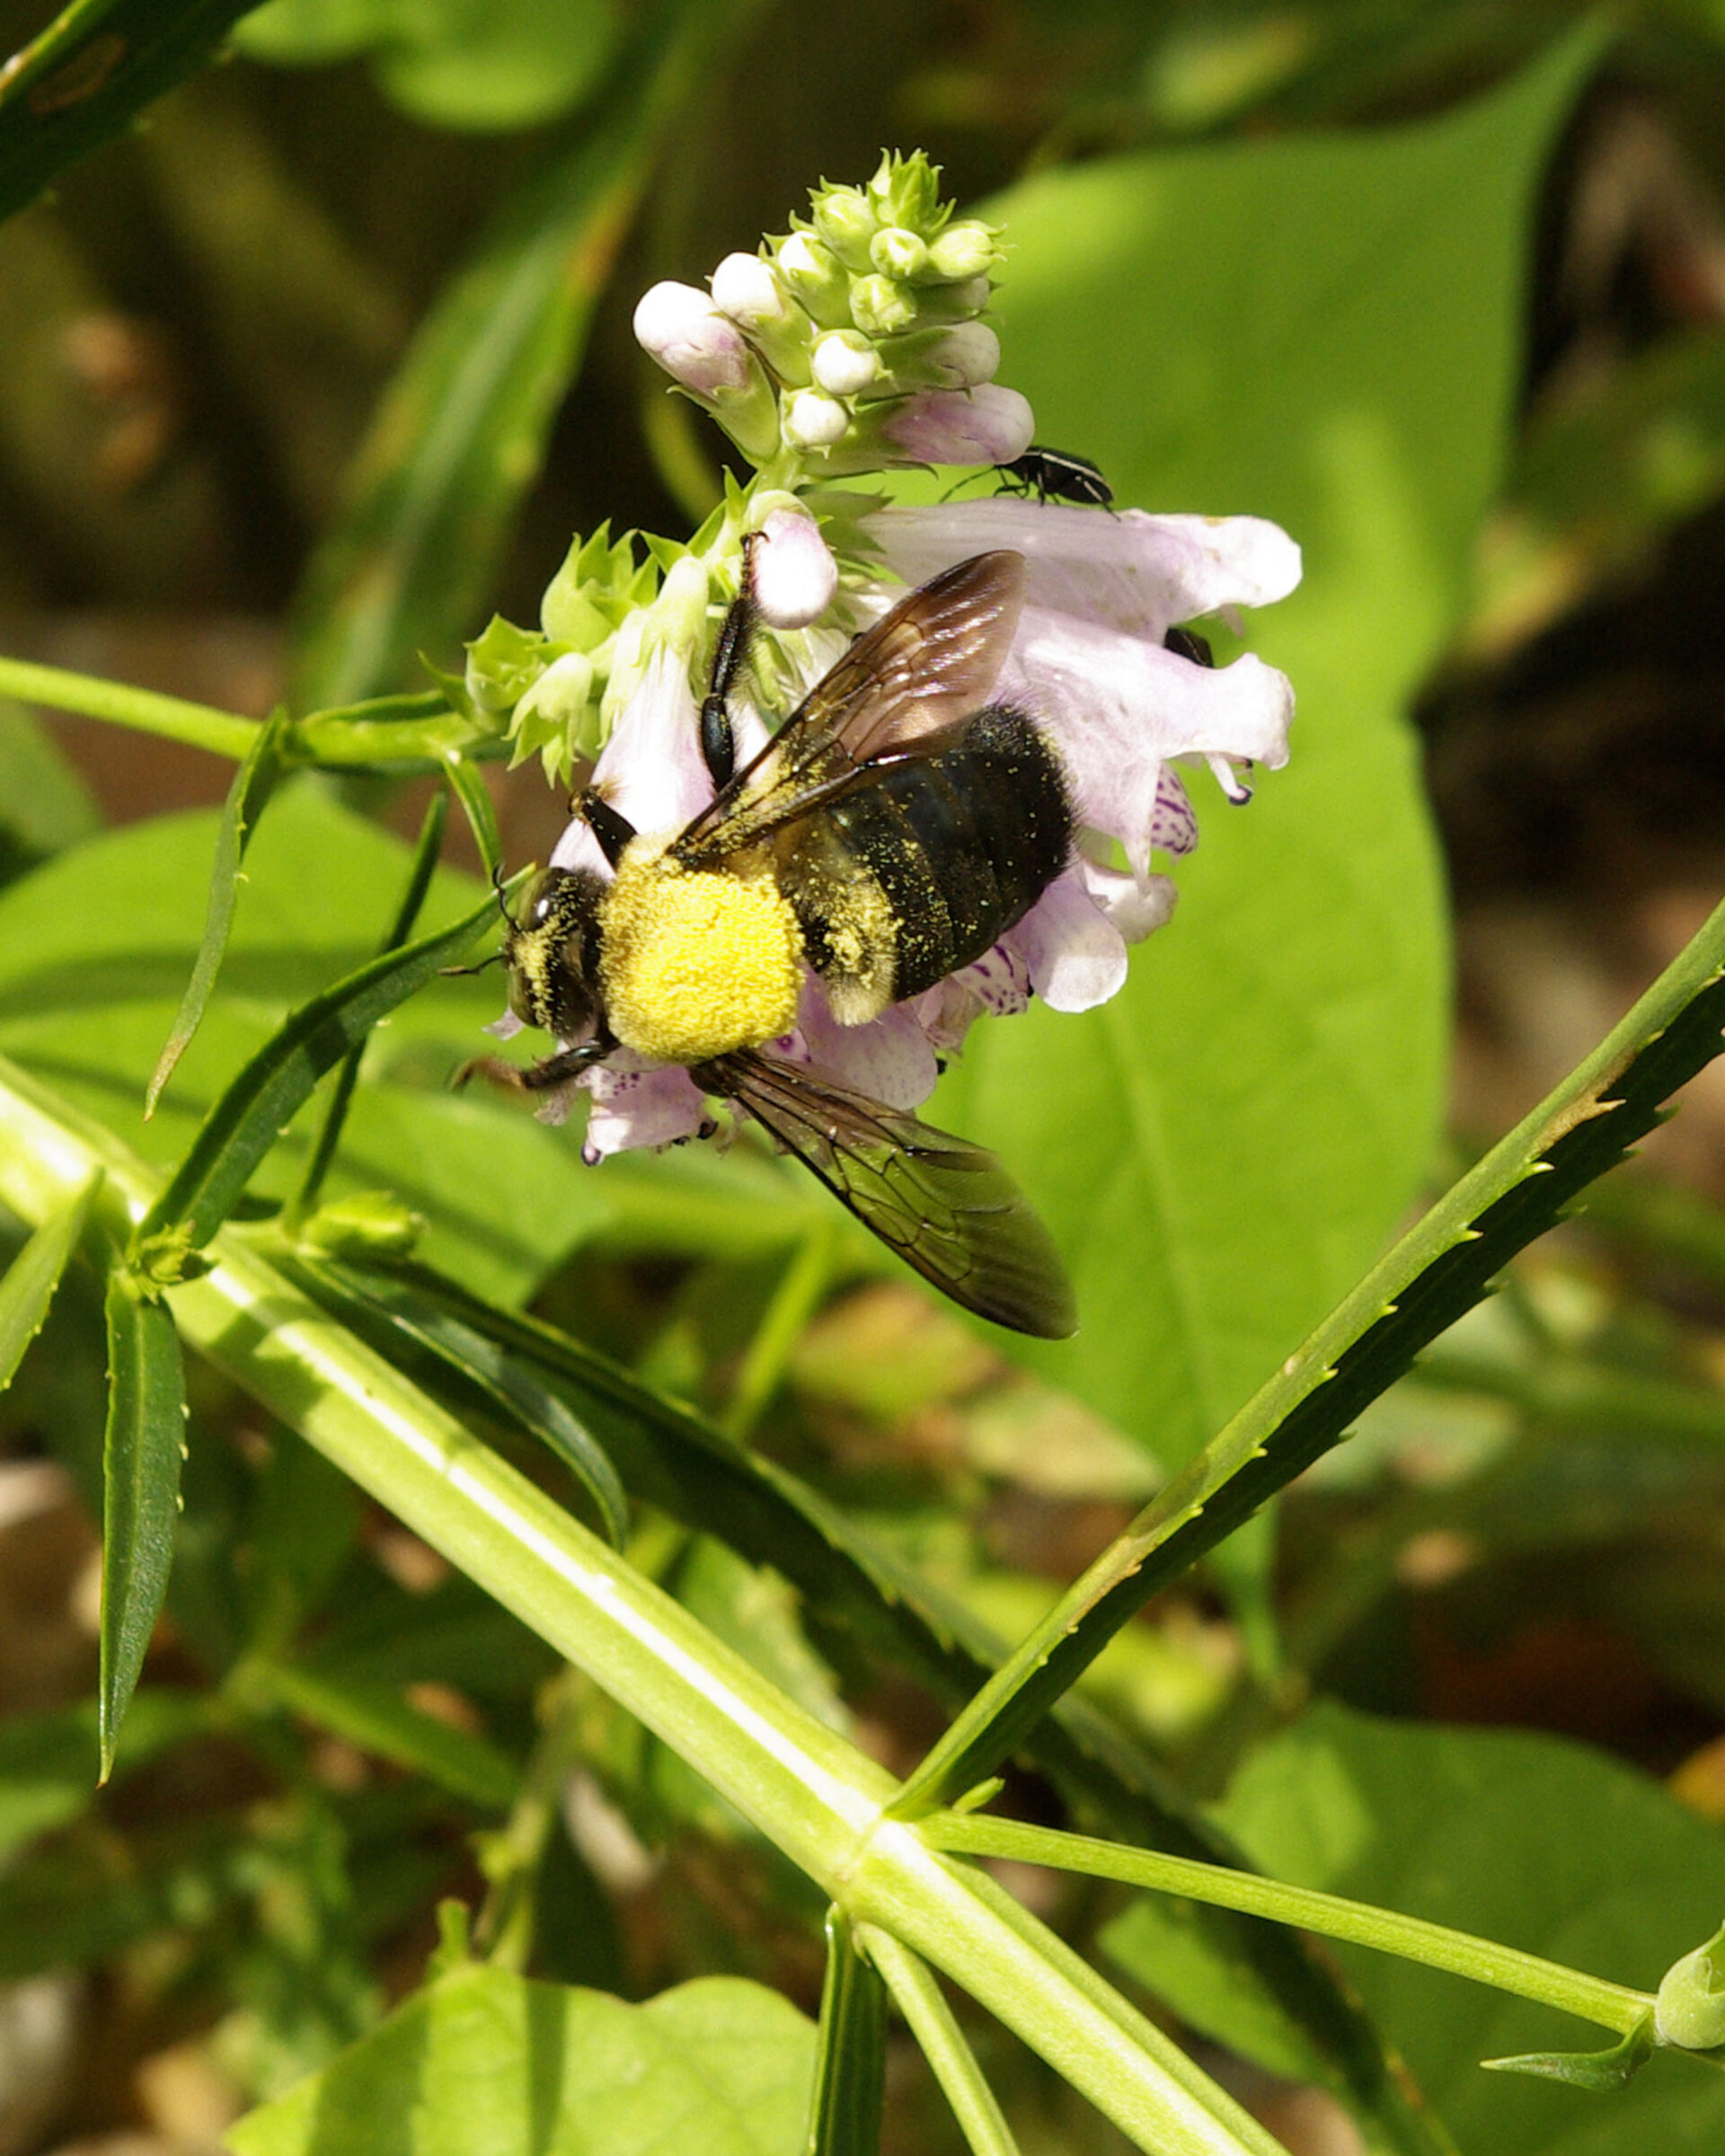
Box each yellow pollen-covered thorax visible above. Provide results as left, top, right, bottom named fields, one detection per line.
left=599, top=840, right=804, bottom=1065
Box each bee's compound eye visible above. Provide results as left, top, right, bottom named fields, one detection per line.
left=522, top=867, right=569, bottom=929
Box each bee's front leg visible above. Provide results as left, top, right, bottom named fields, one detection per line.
left=456, top=1037, right=612, bottom=1096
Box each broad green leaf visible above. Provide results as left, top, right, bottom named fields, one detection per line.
left=227, top=1964, right=816, bottom=2156
left=0, top=1174, right=96, bottom=1395
left=0, top=0, right=271, bottom=225
left=1105, top=1701, right=1725, bottom=2154
left=252, top=1663, right=520, bottom=1811
left=236, top=0, right=620, bottom=131
left=0, top=700, right=100, bottom=864
left=287, top=0, right=746, bottom=709
left=0, top=783, right=603, bottom=1296
left=937, top=30, right=1604, bottom=1470
left=146, top=707, right=289, bottom=1116
left=99, top=1267, right=188, bottom=1776
left=134, top=881, right=501, bottom=1257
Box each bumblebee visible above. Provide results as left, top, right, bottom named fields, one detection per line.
left=469, top=549, right=1078, bottom=1339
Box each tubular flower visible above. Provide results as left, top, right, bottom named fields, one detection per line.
left=475, top=150, right=1301, bottom=1174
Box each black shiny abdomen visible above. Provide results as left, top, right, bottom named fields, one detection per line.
left=796, top=706, right=1071, bottom=1000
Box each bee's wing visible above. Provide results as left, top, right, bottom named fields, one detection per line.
left=704, top=1050, right=1076, bottom=1339
left=675, top=550, right=1025, bottom=865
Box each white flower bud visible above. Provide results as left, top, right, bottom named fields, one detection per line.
left=775, top=233, right=850, bottom=326
left=750, top=507, right=839, bottom=629
left=711, top=251, right=789, bottom=327
left=633, top=281, right=756, bottom=397
left=811, top=331, right=880, bottom=397
left=647, top=554, right=712, bottom=652
left=879, top=384, right=1034, bottom=465
left=783, top=389, right=851, bottom=450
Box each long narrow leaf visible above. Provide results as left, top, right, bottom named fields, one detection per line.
left=288, top=1256, right=627, bottom=1549
left=898, top=899, right=1725, bottom=1816
left=135, top=882, right=503, bottom=1259
left=0, top=1173, right=97, bottom=1394
left=441, top=754, right=501, bottom=882
left=252, top=1662, right=519, bottom=1811
left=0, top=0, right=270, bottom=225
left=288, top=0, right=755, bottom=709
left=100, top=1268, right=188, bottom=1779
left=146, top=709, right=290, bottom=1116
left=805, top=1910, right=889, bottom=2156
left=288, top=790, right=448, bottom=1227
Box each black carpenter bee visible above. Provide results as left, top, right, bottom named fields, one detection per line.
left=465, top=550, right=1078, bottom=1339
left=994, top=446, right=1113, bottom=508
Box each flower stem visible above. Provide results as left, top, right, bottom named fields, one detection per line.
left=928, top=1812, right=1652, bottom=2037
left=0, top=655, right=260, bottom=763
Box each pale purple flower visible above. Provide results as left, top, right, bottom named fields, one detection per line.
left=632, top=281, right=758, bottom=399
left=876, top=384, right=1034, bottom=465
left=511, top=494, right=1298, bottom=1160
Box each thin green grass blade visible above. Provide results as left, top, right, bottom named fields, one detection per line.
left=134, top=881, right=504, bottom=1263
left=288, top=0, right=751, bottom=709
left=288, top=791, right=448, bottom=1229
left=99, top=1268, right=187, bottom=1780
left=0, top=0, right=270, bottom=224
left=441, top=754, right=501, bottom=882
left=804, top=1910, right=889, bottom=2156
left=146, top=709, right=290, bottom=1117
left=0, top=1173, right=97, bottom=1395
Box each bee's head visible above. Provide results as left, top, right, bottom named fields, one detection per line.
left=502, top=866, right=607, bottom=1040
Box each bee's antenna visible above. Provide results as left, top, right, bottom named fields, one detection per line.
left=491, top=862, right=518, bottom=931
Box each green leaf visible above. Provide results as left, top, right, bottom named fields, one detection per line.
left=99, top=1266, right=188, bottom=1778
left=441, top=755, right=501, bottom=883
left=0, top=1174, right=97, bottom=1396
left=0, top=700, right=100, bottom=864
left=226, top=1964, right=816, bottom=2156
left=287, top=0, right=747, bottom=709
left=251, top=1662, right=520, bottom=1811
left=1107, top=1702, right=1725, bottom=2153
left=134, top=879, right=502, bottom=1258
left=806, top=1911, right=888, bottom=2156
left=939, top=28, right=1606, bottom=1468
left=289, top=789, right=449, bottom=1228
left=236, top=0, right=620, bottom=131
left=146, top=708, right=290, bottom=1117
left=0, top=0, right=272, bottom=225
left=1483, top=2019, right=1658, bottom=2092
left=292, top=1255, right=629, bottom=1548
